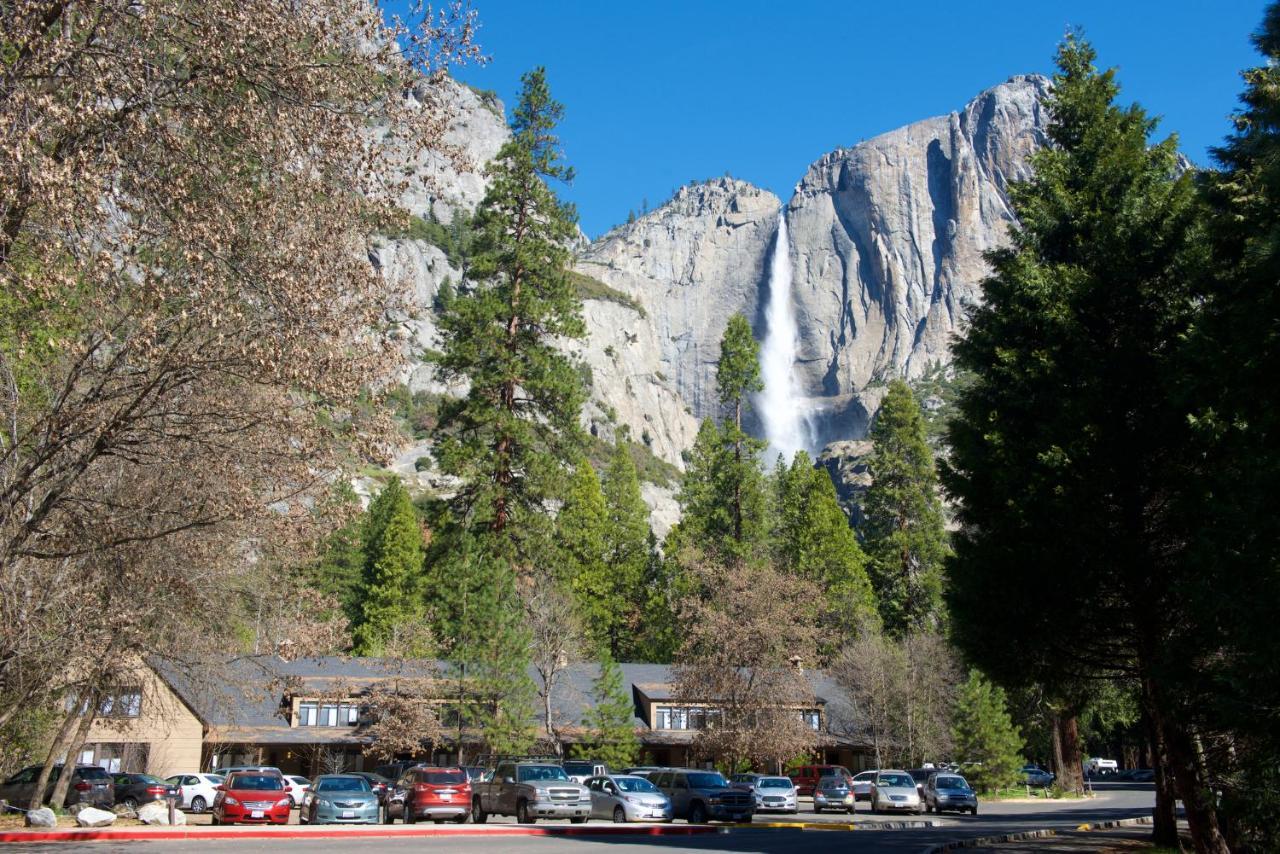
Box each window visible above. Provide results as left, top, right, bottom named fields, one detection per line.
left=800, top=709, right=821, bottom=730
left=98, top=688, right=142, bottom=718
left=298, top=703, right=317, bottom=726
left=296, top=701, right=360, bottom=727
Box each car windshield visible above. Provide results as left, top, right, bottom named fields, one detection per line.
left=936, top=776, right=969, bottom=790
left=230, top=774, right=284, bottom=791
left=819, top=778, right=847, bottom=790
left=878, top=773, right=914, bottom=788
left=422, top=771, right=466, bottom=785
left=687, top=772, right=728, bottom=789
left=289, top=777, right=310, bottom=785
left=615, top=777, right=658, bottom=793
left=76, top=768, right=110, bottom=781
left=518, top=765, right=569, bottom=782
left=759, top=778, right=791, bottom=789
left=316, top=777, right=369, bottom=792
left=135, top=774, right=166, bottom=785
left=207, top=775, right=224, bottom=784
left=562, top=762, right=593, bottom=775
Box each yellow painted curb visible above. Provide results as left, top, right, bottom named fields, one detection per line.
left=730, top=821, right=857, bottom=831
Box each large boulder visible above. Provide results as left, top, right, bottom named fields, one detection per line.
left=74, top=806, right=117, bottom=828
left=136, top=801, right=185, bottom=825
left=25, top=807, right=57, bottom=828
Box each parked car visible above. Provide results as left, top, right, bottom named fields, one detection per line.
left=386, top=766, right=471, bottom=824
left=850, top=769, right=878, bottom=801
left=217, top=765, right=283, bottom=777
left=165, top=773, right=224, bottom=813
left=650, top=768, right=754, bottom=824
left=462, top=766, right=487, bottom=784
left=300, top=774, right=380, bottom=825
left=906, top=767, right=934, bottom=795
left=283, top=775, right=310, bottom=807
left=374, top=761, right=421, bottom=782
left=1085, top=757, right=1119, bottom=776
left=211, top=771, right=291, bottom=825
left=347, top=771, right=394, bottom=806
left=729, top=774, right=797, bottom=813
left=621, top=767, right=667, bottom=779
left=0, top=765, right=114, bottom=809
left=1020, top=764, right=1055, bottom=787
left=562, top=760, right=609, bottom=784
left=812, top=775, right=854, bottom=814
left=923, top=772, right=978, bottom=815
left=1130, top=769, right=1155, bottom=782
left=471, top=760, right=591, bottom=824
left=869, top=769, right=922, bottom=814
left=790, top=764, right=853, bottom=796
left=585, top=774, right=672, bottom=823
left=112, top=773, right=177, bottom=811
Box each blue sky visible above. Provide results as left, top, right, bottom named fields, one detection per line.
left=402, top=1, right=1269, bottom=238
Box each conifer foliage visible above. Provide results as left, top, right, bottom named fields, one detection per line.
left=351, top=480, right=427, bottom=656
left=951, top=671, right=1023, bottom=794
left=578, top=654, right=640, bottom=769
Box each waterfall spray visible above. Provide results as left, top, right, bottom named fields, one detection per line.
left=756, top=210, right=810, bottom=464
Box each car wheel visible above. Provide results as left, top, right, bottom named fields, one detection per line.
left=814, top=804, right=822, bottom=814
left=689, top=802, right=707, bottom=825
left=452, top=813, right=468, bottom=824
left=517, top=799, right=535, bottom=824
left=971, top=806, right=978, bottom=815
left=288, top=795, right=296, bottom=808
left=124, top=797, right=138, bottom=810
left=406, top=806, right=416, bottom=825
left=472, top=799, right=487, bottom=824
left=613, top=806, right=626, bottom=824
left=190, top=796, right=207, bottom=814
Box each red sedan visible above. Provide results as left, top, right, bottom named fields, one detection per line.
left=211, top=772, right=291, bottom=825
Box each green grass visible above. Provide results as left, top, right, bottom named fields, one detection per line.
left=569, top=270, right=647, bottom=317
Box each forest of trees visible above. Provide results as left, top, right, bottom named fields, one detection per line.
left=3, top=2, right=1280, bottom=850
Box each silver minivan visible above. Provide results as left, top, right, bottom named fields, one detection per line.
left=585, top=774, right=672, bottom=822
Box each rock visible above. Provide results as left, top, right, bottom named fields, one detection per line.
left=817, top=439, right=875, bottom=526
left=137, top=801, right=185, bottom=825
left=111, top=804, right=137, bottom=819
left=25, top=807, right=56, bottom=828
left=787, top=75, right=1050, bottom=442
left=74, top=807, right=116, bottom=828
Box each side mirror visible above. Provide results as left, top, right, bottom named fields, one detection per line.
left=215, top=785, right=225, bottom=791
left=503, top=777, right=514, bottom=785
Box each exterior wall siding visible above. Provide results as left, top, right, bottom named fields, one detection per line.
left=83, top=668, right=203, bottom=777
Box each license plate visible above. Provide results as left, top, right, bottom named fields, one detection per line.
left=341, top=810, right=355, bottom=818
left=440, top=795, right=451, bottom=802
left=250, top=810, right=264, bottom=818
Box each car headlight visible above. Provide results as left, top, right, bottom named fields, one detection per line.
left=319, top=799, right=332, bottom=808
left=276, top=798, right=291, bottom=808
left=224, top=796, right=239, bottom=806
left=707, top=797, right=722, bottom=805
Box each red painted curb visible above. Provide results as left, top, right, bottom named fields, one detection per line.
left=0, top=824, right=725, bottom=843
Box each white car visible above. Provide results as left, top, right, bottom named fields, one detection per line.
left=869, top=769, right=922, bottom=814
left=851, top=769, right=877, bottom=801
left=1085, top=757, right=1118, bottom=776
left=284, top=775, right=311, bottom=807
left=164, top=773, right=224, bottom=813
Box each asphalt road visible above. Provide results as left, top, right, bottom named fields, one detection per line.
left=1, top=783, right=1155, bottom=854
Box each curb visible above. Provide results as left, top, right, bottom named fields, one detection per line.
left=0, top=824, right=726, bottom=844
left=923, top=815, right=1153, bottom=852
left=745, top=818, right=942, bottom=832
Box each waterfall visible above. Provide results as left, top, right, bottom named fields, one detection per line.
left=756, top=210, right=810, bottom=464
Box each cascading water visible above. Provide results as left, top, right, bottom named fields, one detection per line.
left=756, top=210, right=811, bottom=464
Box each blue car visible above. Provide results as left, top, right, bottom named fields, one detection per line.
left=300, top=774, right=381, bottom=825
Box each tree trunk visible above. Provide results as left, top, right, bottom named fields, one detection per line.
left=1057, top=715, right=1085, bottom=794
left=1140, top=678, right=1180, bottom=848
left=1164, top=721, right=1229, bottom=854
left=27, top=706, right=83, bottom=810
left=49, top=704, right=97, bottom=809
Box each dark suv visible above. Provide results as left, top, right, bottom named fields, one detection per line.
left=650, top=768, right=754, bottom=824
left=0, top=765, right=114, bottom=808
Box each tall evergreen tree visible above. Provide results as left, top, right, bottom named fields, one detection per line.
left=352, top=482, right=426, bottom=656
left=773, top=451, right=877, bottom=649
left=599, top=442, right=651, bottom=659
left=578, top=654, right=640, bottom=769
left=556, top=460, right=613, bottom=651
left=942, top=35, right=1220, bottom=850
left=306, top=483, right=366, bottom=629
left=433, top=66, right=586, bottom=554
left=861, top=380, right=948, bottom=635
left=952, top=671, right=1024, bottom=794
left=716, top=314, right=766, bottom=549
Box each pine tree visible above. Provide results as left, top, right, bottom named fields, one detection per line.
left=861, top=380, right=948, bottom=635
left=952, top=671, right=1024, bottom=794
left=352, top=482, right=426, bottom=655
left=432, top=67, right=586, bottom=555
left=942, top=33, right=1219, bottom=849
left=578, top=654, right=639, bottom=769
left=557, top=460, right=611, bottom=649
left=600, top=441, right=651, bottom=659
left=773, top=451, right=877, bottom=649
left=307, top=483, right=366, bottom=629
left=636, top=531, right=683, bottom=663
left=716, top=314, right=766, bottom=551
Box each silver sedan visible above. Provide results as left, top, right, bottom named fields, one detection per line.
left=585, top=774, right=672, bottom=823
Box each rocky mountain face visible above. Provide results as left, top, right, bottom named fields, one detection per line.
left=578, top=75, right=1050, bottom=453
left=371, top=74, right=1051, bottom=528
